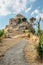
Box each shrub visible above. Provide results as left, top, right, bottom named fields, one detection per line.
left=17, top=18, right=21, bottom=24
left=0, top=30, right=4, bottom=37
left=29, top=29, right=35, bottom=34
left=36, top=43, right=43, bottom=60
left=0, top=30, right=4, bottom=42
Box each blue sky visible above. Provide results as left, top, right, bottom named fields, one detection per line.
left=0, top=0, right=43, bottom=29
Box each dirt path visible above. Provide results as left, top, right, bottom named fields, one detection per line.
left=0, top=39, right=28, bottom=65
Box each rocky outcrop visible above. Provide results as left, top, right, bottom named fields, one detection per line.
left=5, top=14, right=34, bottom=37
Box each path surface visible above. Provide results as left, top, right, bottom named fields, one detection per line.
left=0, top=39, right=28, bottom=65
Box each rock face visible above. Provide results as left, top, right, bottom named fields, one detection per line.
left=5, top=14, right=33, bottom=37
left=9, top=14, right=29, bottom=30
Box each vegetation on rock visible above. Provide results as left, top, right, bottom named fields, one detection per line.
left=36, top=17, right=43, bottom=60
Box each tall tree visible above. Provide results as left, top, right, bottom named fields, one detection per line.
left=36, top=16, right=43, bottom=60
left=29, top=17, right=36, bottom=34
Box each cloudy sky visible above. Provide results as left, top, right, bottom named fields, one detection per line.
left=0, top=0, right=43, bottom=29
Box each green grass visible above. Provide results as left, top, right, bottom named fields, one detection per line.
left=35, top=30, right=43, bottom=60
left=36, top=34, right=43, bottom=60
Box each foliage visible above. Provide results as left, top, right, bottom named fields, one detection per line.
left=36, top=31, right=43, bottom=60
left=17, top=18, right=21, bottom=24
left=0, top=29, right=4, bottom=42
left=37, top=18, right=41, bottom=36
left=36, top=43, right=43, bottom=60
left=30, top=17, right=36, bottom=24
left=41, top=34, right=43, bottom=44
left=36, top=17, right=43, bottom=60
left=29, top=17, right=36, bottom=34
left=30, top=28, right=35, bottom=34
left=0, top=30, right=4, bottom=37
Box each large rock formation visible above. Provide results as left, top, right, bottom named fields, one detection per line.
left=5, top=14, right=34, bottom=37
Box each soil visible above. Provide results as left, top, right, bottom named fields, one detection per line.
left=0, top=39, right=28, bottom=65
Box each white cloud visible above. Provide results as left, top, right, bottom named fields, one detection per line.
left=0, top=0, right=37, bottom=16
left=36, top=13, right=43, bottom=20
left=39, top=14, right=43, bottom=19
left=25, top=7, right=32, bottom=13
left=31, top=9, right=39, bottom=16
left=0, top=0, right=27, bottom=16
left=31, top=8, right=43, bottom=20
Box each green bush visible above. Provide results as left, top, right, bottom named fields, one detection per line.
left=0, top=29, right=4, bottom=42
left=29, top=29, right=35, bottom=34
left=36, top=43, right=43, bottom=60
left=17, top=18, right=21, bottom=24
left=0, top=30, right=4, bottom=37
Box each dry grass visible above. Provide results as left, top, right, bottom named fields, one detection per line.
left=0, top=33, right=30, bottom=57
left=0, top=32, right=42, bottom=65
left=24, top=34, right=43, bottom=65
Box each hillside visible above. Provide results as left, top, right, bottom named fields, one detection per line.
left=5, top=14, right=34, bottom=37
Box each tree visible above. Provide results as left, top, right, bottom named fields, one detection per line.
left=29, top=17, right=36, bottom=25
left=30, top=16, right=43, bottom=60
left=29, top=17, right=36, bottom=34
left=36, top=17, right=43, bottom=60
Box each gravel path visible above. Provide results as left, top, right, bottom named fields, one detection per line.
left=0, top=39, right=28, bottom=65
